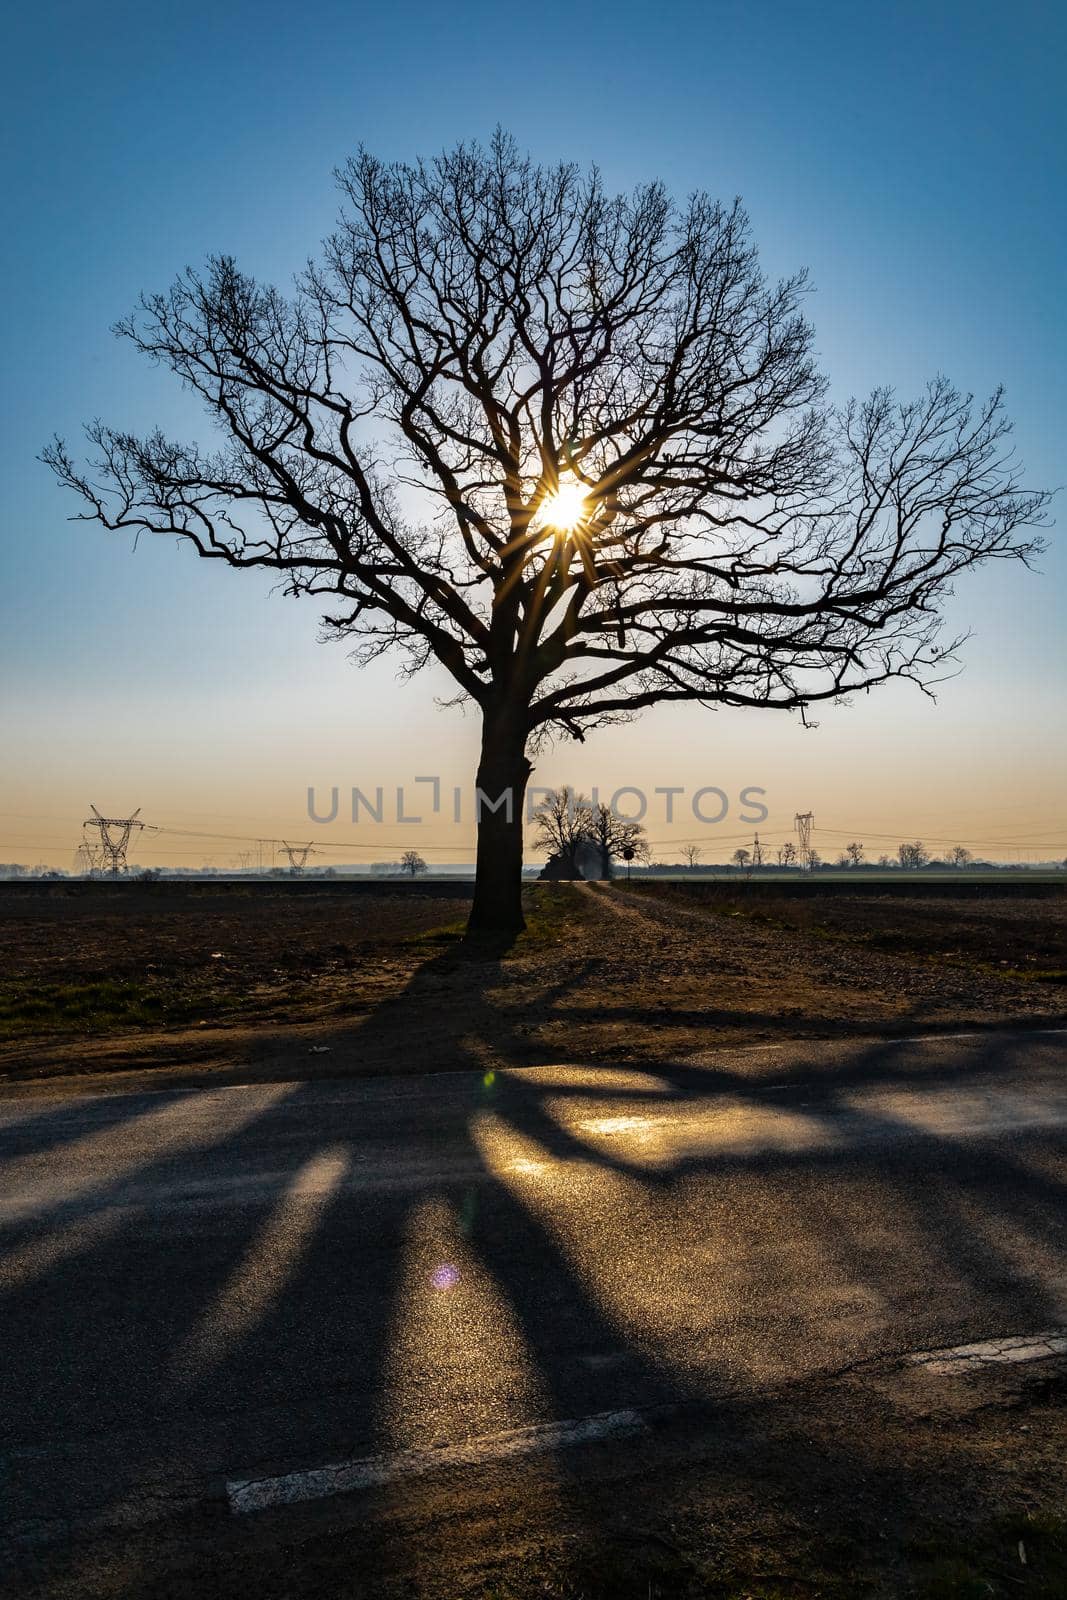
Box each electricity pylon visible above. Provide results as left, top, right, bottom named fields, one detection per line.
left=751, top=832, right=764, bottom=867
left=83, top=806, right=144, bottom=875
left=279, top=841, right=314, bottom=874
left=73, top=840, right=103, bottom=876
left=794, top=811, right=815, bottom=868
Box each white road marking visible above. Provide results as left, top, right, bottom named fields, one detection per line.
left=908, top=1329, right=1067, bottom=1375
left=227, top=1408, right=648, bottom=1515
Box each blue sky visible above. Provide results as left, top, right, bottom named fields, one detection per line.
left=2, top=0, right=1064, bottom=866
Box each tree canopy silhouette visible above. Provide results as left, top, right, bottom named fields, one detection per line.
left=45, top=132, right=1049, bottom=932
left=531, top=786, right=648, bottom=880
left=532, top=786, right=594, bottom=880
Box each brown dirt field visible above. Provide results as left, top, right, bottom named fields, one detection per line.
left=636, top=881, right=1067, bottom=983
left=0, top=883, right=473, bottom=1036
left=1, top=881, right=1064, bottom=1096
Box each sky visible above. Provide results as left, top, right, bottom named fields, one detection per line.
left=1, top=0, right=1064, bottom=870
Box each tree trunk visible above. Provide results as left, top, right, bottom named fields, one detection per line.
left=467, top=711, right=532, bottom=936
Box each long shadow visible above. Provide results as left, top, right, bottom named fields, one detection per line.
left=3, top=935, right=1066, bottom=1596
left=0, top=1090, right=179, bottom=1165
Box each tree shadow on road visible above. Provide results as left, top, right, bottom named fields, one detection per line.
left=2, top=940, right=1066, bottom=1597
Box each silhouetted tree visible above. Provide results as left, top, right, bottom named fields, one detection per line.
left=45, top=133, right=1049, bottom=932
left=949, top=844, right=973, bottom=868
left=531, top=786, right=592, bottom=879
left=732, top=848, right=751, bottom=869
left=680, top=844, right=702, bottom=869
left=588, top=802, right=649, bottom=879
left=777, top=841, right=798, bottom=867
left=399, top=849, right=427, bottom=878
left=898, top=840, right=930, bottom=868
left=845, top=840, right=865, bottom=867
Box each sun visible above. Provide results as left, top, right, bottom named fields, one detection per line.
left=539, top=478, right=589, bottom=534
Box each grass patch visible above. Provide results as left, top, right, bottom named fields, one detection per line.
left=403, top=918, right=469, bottom=948
left=476, top=1541, right=862, bottom=1598
left=403, top=885, right=596, bottom=958
left=468, top=1510, right=1067, bottom=1599
left=517, top=883, right=599, bottom=951
left=0, top=979, right=238, bottom=1039
left=910, top=1511, right=1067, bottom=1599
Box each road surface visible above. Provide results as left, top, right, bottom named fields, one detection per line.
left=2, top=1028, right=1066, bottom=1580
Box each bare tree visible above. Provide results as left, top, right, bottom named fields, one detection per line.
left=845, top=840, right=865, bottom=867
left=588, top=802, right=649, bottom=879
left=44, top=133, right=1049, bottom=932
left=777, top=841, right=798, bottom=867
left=680, top=844, right=702, bottom=869
left=531, top=786, right=592, bottom=879
left=399, top=849, right=427, bottom=878
left=732, top=848, right=751, bottom=869
left=898, top=840, right=930, bottom=869
left=949, top=844, right=973, bottom=868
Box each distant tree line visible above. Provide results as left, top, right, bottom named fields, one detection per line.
left=656, top=840, right=1056, bottom=873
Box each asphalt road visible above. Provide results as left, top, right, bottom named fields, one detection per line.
left=2, top=1028, right=1066, bottom=1556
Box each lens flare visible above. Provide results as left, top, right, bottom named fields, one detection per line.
left=539, top=479, right=588, bottom=533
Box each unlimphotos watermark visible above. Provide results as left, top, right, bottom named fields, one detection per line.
left=306, top=780, right=768, bottom=827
